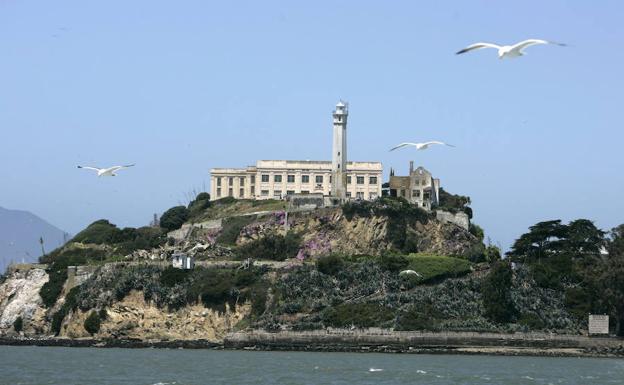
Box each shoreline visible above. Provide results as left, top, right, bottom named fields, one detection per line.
left=2, top=330, right=623, bottom=358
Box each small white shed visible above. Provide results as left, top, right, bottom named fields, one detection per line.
left=172, top=252, right=195, bottom=270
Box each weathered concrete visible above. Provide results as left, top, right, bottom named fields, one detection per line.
left=436, top=210, right=470, bottom=230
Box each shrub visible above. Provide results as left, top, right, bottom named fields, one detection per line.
left=160, top=206, right=190, bottom=232
left=217, top=215, right=257, bottom=245
left=39, top=267, right=69, bottom=307
left=13, top=317, right=23, bottom=332
left=84, top=311, right=101, bottom=335
left=236, top=232, right=302, bottom=261
left=189, top=193, right=211, bottom=217
left=316, top=254, right=345, bottom=276
left=404, top=254, right=472, bottom=283
left=378, top=253, right=409, bottom=272
left=395, top=304, right=440, bottom=331
left=72, top=220, right=119, bottom=244
left=323, top=303, right=395, bottom=328
left=159, top=266, right=190, bottom=287
left=518, top=313, right=545, bottom=329
left=482, top=261, right=517, bottom=323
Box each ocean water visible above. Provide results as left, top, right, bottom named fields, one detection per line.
left=1, top=346, right=623, bottom=385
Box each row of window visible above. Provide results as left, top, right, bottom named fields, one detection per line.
left=215, top=186, right=379, bottom=200
left=217, top=175, right=378, bottom=185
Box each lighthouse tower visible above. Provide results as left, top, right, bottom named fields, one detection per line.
left=331, top=101, right=348, bottom=200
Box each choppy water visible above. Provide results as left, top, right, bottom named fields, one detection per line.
left=1, top=346, right=623, bottom=385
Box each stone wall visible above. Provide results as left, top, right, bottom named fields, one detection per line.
left=436, top=210, right=470, bottom=230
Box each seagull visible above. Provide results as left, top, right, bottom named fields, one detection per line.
left=77, top=164, right=135, bottom=177
left=389, top=141, right=455, bottom=152
left=456, top=39, right=566, bottom=59
left=399, top=270, right=421, bottom=277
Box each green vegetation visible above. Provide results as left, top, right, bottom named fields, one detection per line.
left=72, top=220, right=119, bottom=244
left=216, top=215, right=257, bottom=245
left=50, top=286, right=81, bottom=335
left=322, top=303, right=395, bottom=328
left=316, top=254, right=345, bottom=276
left=188, top=192, right=211, bottom=218
left=236, top=231, right=302, bottom=261
left=83, top=311, right=102, bottom=335
left=482, top=261, right=517, bottom=323
left=160, top=206, right=190, bottom=231
left=395, top=303, right=441, bottom=331
left=13, top=316, right=23, bottom=332
left=159, top=266, right=191, bottom=287
left=436, top=188, right=473, bottom=219
left=403, top=254, right=472, bottom=284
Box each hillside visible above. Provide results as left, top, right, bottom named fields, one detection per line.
left=0, top=195, right=621, bottom=346
left=0, top=207, right=68, bottom=273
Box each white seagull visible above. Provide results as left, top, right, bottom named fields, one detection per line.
left=399, top=270, right=422, bottom=277
left=77, top=164, right=135, bottom=177
left=456, top=39, right=566, bottom=59
left=389, top=141, right=455, bottom=152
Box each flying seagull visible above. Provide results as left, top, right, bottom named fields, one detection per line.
left=389, top=141, right=455, bottom=152
left=456, top=39, right=566, bottom=59
left=77, top=164, right=135, bottom=177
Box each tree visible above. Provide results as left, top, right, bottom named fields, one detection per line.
left=482, top=261, right=517, bottom=323
left=436, top=188, right=473, bottom=219
left=563, top=219, right=605, bottom=258
left=160, top=206, right=190, bottom=232
left=507, top=220, right=568, bottom=262
left=601, top=225, right=624, bottom=336
left=84, top=311, right=102, bottom=335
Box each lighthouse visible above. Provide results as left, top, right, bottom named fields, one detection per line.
left=331, top=101, right=348, bottom=200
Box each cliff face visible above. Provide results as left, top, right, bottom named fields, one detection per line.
left=0, top=267, right=49, bottom=335
left=234, top=208, right=479, bottom=259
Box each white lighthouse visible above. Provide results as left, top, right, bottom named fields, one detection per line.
left=331, top=100, right=348, bottom=199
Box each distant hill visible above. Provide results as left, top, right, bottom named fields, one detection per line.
left=0, top=206, right=68, bottom=273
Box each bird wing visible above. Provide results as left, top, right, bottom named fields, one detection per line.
left=77, top=166, right=101, bottom=172
left=389, top=143, right=417, bottom=152
left=456, top=42, right=501, bottom=55
left=108, top=164, right=135, bottom=172
left=422, top=141, right=455, bottom=147
left=511, top=39, right=564, bottom=53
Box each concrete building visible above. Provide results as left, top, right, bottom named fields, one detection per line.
left=172, top=252, right=194, bottom=270
left=210, top=160, right=382, bottom=201
left=388, top=161, right=440, bottom=210
left=210, top=101, right=382, bottom=201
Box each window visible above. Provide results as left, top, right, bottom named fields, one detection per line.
left=261, top=190, right=269, bottom=196
left=261, top=174, right=269, bottom=183
left=274, top=175, right=282, bottom=183
left=229, top=177, right=234, bottom=186
left=301, top=175, right=310, bottom=183
left=273, top=190, right=282, bottom=198
left=424, top=191, right=431, bottom=200
left=413, top=190, right=421, bottom=198
left=347, top=176, right=352, bottom=184
left=287, top=175, right=295, bottom=183
left=315, top=175, right=323, bottom=184
left=240, top=177, right=245, bottom=186
left=346, top=192, right=352, bottom=198
left=286, top=190, right=295, bottom=195
left=217, top=177, right=222, bottom=187
left=329, top=176, right=332, bottom=183
left=251, top=186, right=255, bottom=196
left=301, top=190, right=309, bottom=194
left=369, top=177, right=377, bottom=185
left=216, top=188, right=221, bottom=197
left=401, top=189, right=406, bottom=197
left=356, top=176, right=365, bottom=185
left=250, top=175, right=255, bottom=184
left=356, top=192, right=364, bottom=199
left=228, top=188, right=233, bottom=197
left=239, top=188, right=244, bottom=197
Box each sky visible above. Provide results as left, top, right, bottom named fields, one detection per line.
left=1, top=0, right=623, bottom=251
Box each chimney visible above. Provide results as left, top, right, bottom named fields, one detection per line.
left=409, top=161, right=414, bottom=174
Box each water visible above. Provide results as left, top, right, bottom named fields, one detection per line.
left=1, top=346, right=623, bottom=385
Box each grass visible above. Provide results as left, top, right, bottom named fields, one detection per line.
left=195, top=199, right=287, bottom=221
left=403, top=254, right=472, bottom=284
left=216, top=215, right=257, bottom=245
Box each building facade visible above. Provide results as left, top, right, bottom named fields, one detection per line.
left=388, top=161, right=440, bottom=210
left=210, top=101, right=382, bottom=202
left=210, top=160, right=382, bottom=201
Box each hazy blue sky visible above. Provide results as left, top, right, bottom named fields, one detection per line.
left=1, top=1, right=623, bottom=250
